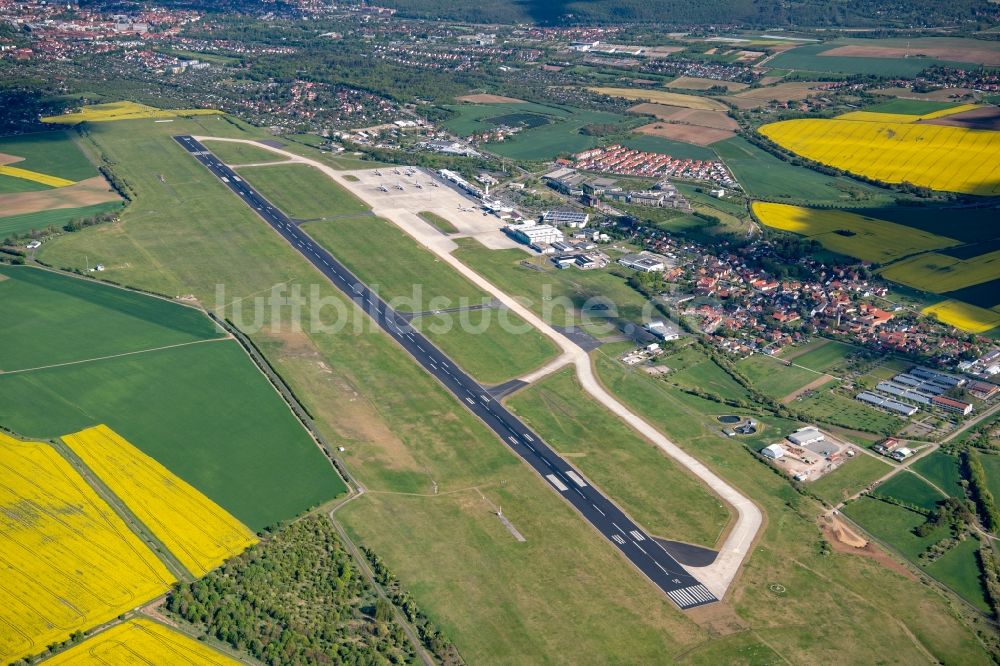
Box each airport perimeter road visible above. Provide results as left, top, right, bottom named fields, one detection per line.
left=176, top=135, right=718, bottom=610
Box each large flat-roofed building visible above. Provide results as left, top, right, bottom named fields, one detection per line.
left=787, top=427, right=824, bottom=446
left=620, top=253, right=666, bottom=273
left=931, top=395, right=973, bottom=416
left=542, top=210, right=590, bottom=228
left=506, top=222, right=564, bottom=246
left=857, top=391, right=919, bottom=416
left=910, top=366, right=965, bottom=389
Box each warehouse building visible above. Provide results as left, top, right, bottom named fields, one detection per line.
left=876, top=381, right=932, bottom=405
left=542, top=210, right=590, bottom=228
left=910, top=366, right=965, bottom=389
left=505, top=221, right=564, bottom=247
left=856, top=391, right=919, bottom=416
left=787, top=427, right=824, bottom=446
left=620, top=253, right=666, bottom=273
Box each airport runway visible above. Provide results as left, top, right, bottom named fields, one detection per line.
left=176, top=135, right=717, bottom=610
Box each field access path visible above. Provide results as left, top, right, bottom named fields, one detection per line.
left=184, top=135, right=762, bottom=603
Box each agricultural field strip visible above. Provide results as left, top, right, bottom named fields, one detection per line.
left=0, top=336, right=227, bottom=375
left=189, top=135, right=763, bottom=601
left=182, top=135, right=730, bottom=608
left=62, top=425, right=258, bottom=578
left=0, top=165, right=76, bottom=188
left=0, top=433, right=175, bottom=663
left=43, top=618, right=241, bottom=665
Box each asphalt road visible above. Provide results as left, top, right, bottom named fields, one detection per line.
left=176, top=135, right=717, bottom=610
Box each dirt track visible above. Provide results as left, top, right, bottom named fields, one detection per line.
left=455, top=93, right=526, bottom=104
left=820, top=515, right=916, bottom=580
left=0, top=176, right=120, bottom=217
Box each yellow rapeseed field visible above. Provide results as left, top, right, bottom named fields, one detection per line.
left=878, top=249, right=1000, bottom=293
left=922, top=300, right=1000, bottom=334
left=62, top=425, right=258, bottom=577
left=750, top=202, right=960, bottom=263
left=45, top=619, right=240, bottom=665
left=588, top=87, right=728, bottom=111
left=42, top=101, right=221, bottom=125
left=759, top=117, right=1000, bottom=195
left=0, top=165, right=75, bottom=187
left=0, top=433, right=174, bottom=664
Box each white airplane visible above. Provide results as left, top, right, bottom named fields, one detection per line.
left=393, top=169, right=401, bottom=175
left=378, top=185, right=389, bottom=192
left=429, top=181, right=439, bottom=187
left=374, top=170, right=382, bottom=176
left=414, top=182, right=423, bottom=189
left=395, top=183, right=404, bottom=191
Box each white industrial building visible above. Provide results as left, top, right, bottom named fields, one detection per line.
left=505, top=221, right=564, bottom=246
left=620, top=253, right=666, bottom=273
left=787, top=427, right=824, bottom=446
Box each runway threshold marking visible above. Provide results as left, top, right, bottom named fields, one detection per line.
left=565, top=470, right=588, bottom=487
left=546, top=474, right=569, bottom=492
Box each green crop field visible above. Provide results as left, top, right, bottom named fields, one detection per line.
left=873, top=471, right=947, bottom=511
left=237, top=164, right=370, bottom=219
left=0, top=340, right=341, bottom=530
left=205, top=140, right=288, bottom=165
left=714, top=136, right=892, bottom=205
left=0, top=201, right=123, bottom=239
left=924, top=537, right=991, bottom=613
left=866, top=99, right=966, bottom=115
left=910, top=452, right=965, bottom=499
left=411, top=309, right=558, bottom=385
left=843, top=496, right=946, bottom=560
left=735, top=353, right=820, bottom=399
left=0, top=175, right=50, bottom=193
left=619, top=134, right=718, bottom=160
left=0, top=264, right=222, bottom=371
left=443, top=102, right=630, bottom=160
left=0, top=266, right=341, bottom=529
left=508, top=368, right=731, bottom=547
left=790, top=339, right=855, bottom=374
left=809, top=454, right=892, bottom=505
left=0, top=130, right=98, bottom=182
left=767, top=42, right=982, bottom=77
left=670, top=355, right=753, bottom=404
left=977, top=452, right=1000, bottom=500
